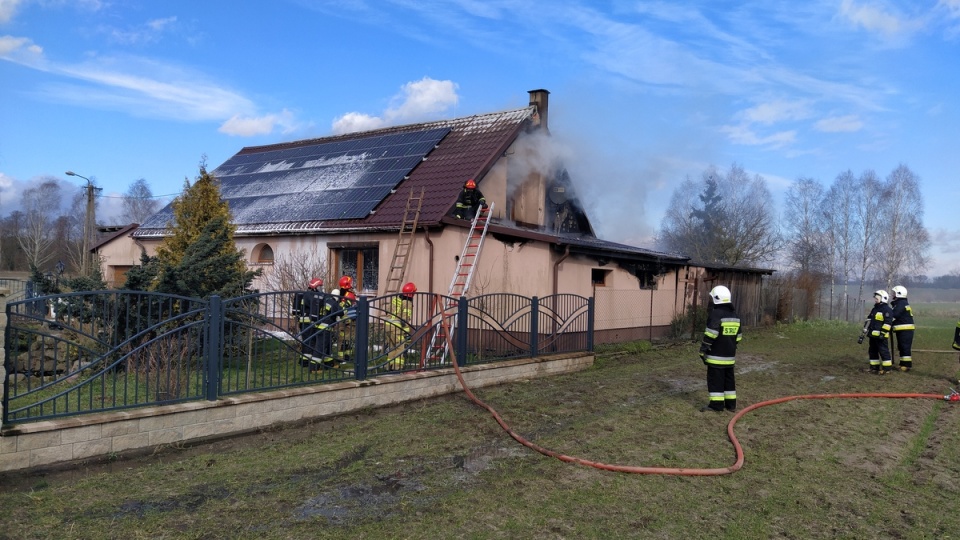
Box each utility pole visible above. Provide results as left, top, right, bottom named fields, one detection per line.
left=66, top=171, right=101, bottom=276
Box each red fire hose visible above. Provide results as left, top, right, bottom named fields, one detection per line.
left=446, top=346, right=960, bottom=476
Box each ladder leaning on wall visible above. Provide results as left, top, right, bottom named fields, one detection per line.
left=383, top=187, right=424, bottom=296
left=423, top=203, right=494, bottom=365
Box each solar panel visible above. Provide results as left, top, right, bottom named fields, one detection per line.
left=209, top=126, right=451, bottom=223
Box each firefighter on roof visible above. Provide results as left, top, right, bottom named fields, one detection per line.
left=454, top=178, right=487, bottom=220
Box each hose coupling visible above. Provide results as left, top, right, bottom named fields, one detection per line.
left=945, top=388, right=960, bottom=402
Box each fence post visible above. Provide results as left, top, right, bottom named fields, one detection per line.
left=457, top=296, right=468, bottom=363
left=205, top=295, right=222, bottom=401
left=587, top=297, right=595, bottom=352
left=355, top=297, right=369, bottom=381
left=530, top=296, right=539, bottom=358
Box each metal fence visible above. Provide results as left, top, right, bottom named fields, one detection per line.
left=758, top=284, right=869, bottom=324
left=0, top=279, right=28, bottom=302
left=3, top=290, right=592, bottom=424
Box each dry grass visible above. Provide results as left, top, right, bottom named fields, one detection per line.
left=2, top=316, right=960, bottom=539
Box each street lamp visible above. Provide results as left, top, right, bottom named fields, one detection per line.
left=66, top=171, right=97, bottom=276
left=55, top=260, right=65, bottom=289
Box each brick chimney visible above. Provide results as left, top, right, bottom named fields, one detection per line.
left=528, top=89, right=549, bottom=131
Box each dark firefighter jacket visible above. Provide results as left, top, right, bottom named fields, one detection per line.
left=865, top=302, right=893, bottom=338
left=890, top=298, right=915, bottom=332
left=454, top=187, right=486, bottom=217
left=293, top=290, right=327, bottom=324
left=699, top=303, right=742, bottom=366
left=953, top=318, right=960, bottom=351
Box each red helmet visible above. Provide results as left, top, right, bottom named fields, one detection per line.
left=465, top=179, right=476, bottom=189
left=308, top=277, right=323, bottom=290
left=344, top=291, right=357, bottom=301
left=338, top=276, right=353, bottom=289
left=401, top=282, right=417, bottom=295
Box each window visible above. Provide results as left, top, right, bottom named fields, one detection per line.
left=592, top=268, right=611, bottom=286
left=253, top=243, right=274, bottom=264
left=333, top=245, right=379, bottom=292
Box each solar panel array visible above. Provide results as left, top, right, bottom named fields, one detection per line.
left=208, top=126, right=452, bottom=223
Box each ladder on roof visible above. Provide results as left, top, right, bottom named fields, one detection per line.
left=383, top=187, right=424, bottom=296
left=424, top=203, right=494, bottom=365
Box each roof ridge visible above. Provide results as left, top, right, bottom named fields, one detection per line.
left=237, top=106, right=534, bottom=155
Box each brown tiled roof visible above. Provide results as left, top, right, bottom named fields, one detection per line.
left=134, top=107, right=533, bottom=238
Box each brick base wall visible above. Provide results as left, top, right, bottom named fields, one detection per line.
left=0, top=352, right=593, bottom=473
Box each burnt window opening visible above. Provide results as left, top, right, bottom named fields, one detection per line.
left=626, top=262, right=662, bottom=290
left=592, top=268, right=612, bottom=286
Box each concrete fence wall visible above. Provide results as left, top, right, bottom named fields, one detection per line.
left=0, top=352, right=592, bottom=473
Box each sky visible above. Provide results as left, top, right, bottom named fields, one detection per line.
left=1, top=0, right=959, bottom=276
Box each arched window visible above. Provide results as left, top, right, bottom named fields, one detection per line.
left=253, top=243, right=274, bottom=264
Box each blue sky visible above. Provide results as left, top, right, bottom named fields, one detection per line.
left=2, top=0, right=959, bottom=275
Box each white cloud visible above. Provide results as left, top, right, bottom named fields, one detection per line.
left=720, top=124, right=797, bottom=148
left=331, top=112, right=387, bottom=134
left=0, top=0, right=22, bottom=23
left=105, top=16, right=179, bottom=45
left=0, top=35, right=45, bottom=66
left=838, top=0, right=926, bottom=39
left=384, top=77, right=459, bottom=122
left=219, top=109, right=299, bottom=136
left=738, top=99, right=812, bottom=125
left=331, top=77, right=460, bottom=134
left=814, top=115, right=864, bottom=132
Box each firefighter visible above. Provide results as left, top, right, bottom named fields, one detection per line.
left=698, top=285, right=742, bottom=413
left=453, top=178, right=487, bottom=220
left=332, top=276, right=356, bottom=363
left=864, top=290, right=894, bottom=374
left=293, top=278, right=335, bottom=370
left=953, top=317, right=960, bottom=352
left=889, top=285, right=915, bottom=371
left=385, top=282, right=416, bottom=370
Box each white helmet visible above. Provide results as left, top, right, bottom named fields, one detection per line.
left=709, top=285, right=732, bottom=305
left=891, top=285, right=907, bottom=299
left=873, top=290, right=889, bottom=303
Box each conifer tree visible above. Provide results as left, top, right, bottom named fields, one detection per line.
left=156, top=164, right=233, bottom=270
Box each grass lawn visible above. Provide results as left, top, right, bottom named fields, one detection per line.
left=2, top=312, right=960, bottom=539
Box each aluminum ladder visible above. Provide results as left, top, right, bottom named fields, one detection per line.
left=383, top=187, right=424, bottom=296
left=424, top=203, right=494, bottom=365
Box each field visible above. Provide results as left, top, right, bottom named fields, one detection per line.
left=1, top=305, right=959, bottom=539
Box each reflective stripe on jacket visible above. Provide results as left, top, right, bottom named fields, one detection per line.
left=701, top=304, right=742, bottom=366
left=890, top=298, right=915, bottom=331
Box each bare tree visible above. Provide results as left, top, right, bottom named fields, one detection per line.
left=821, top=170, right=861, bottom=315
left=876, top=164, right=930, bottom=288
left=657, top=175, right=710, bottom=259
left=121, top=178, right=159, bottom=224
left=783, top=177, right=828, bottom=274
left=658, top=163, right=781, bottom=266
left=17, top=179, right=62, bottom=269
left=257, top=245, right=328, bottom=292
left=852, top=170, right=884, bottom=304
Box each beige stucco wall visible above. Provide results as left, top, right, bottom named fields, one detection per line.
left=0, top=352, right=592, bottom=473
left=97, top=227, right=687, bottom=331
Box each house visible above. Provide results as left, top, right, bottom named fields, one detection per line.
left=96, top=89, right=771, bottom=343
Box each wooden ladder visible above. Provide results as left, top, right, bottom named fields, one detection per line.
left=424, top=203, right=494, bottom=365
left=383, top=187, right=424, bottom=296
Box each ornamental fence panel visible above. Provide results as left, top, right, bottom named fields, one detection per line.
left=4, top=290, right=593, bottom=425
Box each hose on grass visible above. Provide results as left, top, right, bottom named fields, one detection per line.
left=438, top=316, right=959, bottom=475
